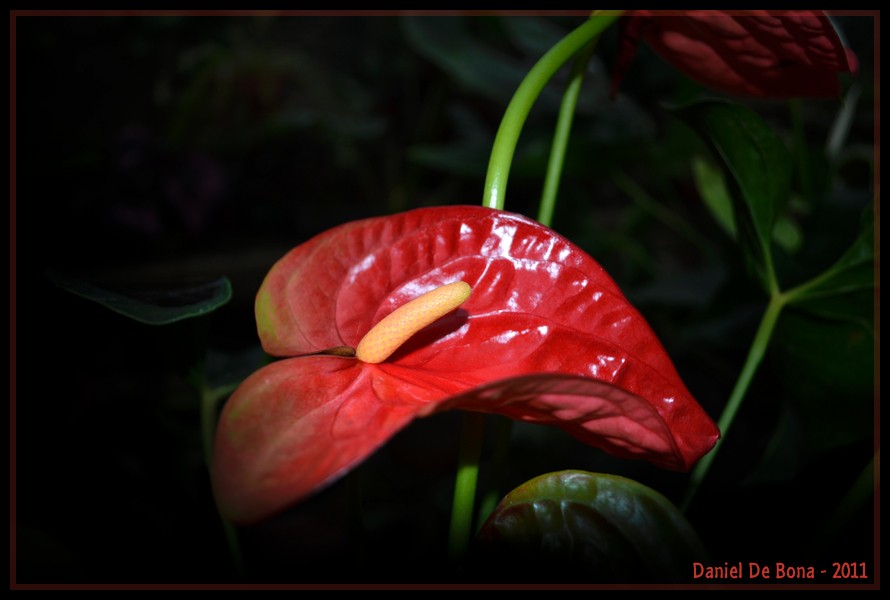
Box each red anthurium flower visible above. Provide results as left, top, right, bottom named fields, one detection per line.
left=612, top=11, right=858, bottom=98
left=212, top=206, right=719, bottom=524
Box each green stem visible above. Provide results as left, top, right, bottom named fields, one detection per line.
left=483, top=13, right=622, bottom=210
left=782, top=262, right=854, bottom=304
left=469, top=25, right=612, bottom=533
left=219, top=517, right=244, bottom=580
left=761, top=234, right=782, bottom=297
left=200, top=381, right=240, bottom=469
left=537, top=38, right=598, bottom=227
left=456, top=13, right=620, bottom=562
left=681, top=293, right=786, bottom=512
left=198, top=377, right=245, bottom=578
left=448, top=412, right=487, bottom=561
left=476, top=418, right=513, bottom=527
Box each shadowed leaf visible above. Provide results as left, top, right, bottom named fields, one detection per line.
left=674, top=100, right=792, bottom=291
left=470, top=470, right=707, bottom=582
left=48, top=270, right=232, bottom=326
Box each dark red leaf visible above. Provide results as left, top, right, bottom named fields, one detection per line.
left=213, top=206, right=719, bottom=524
left=612, top=11, right=858, bottom=98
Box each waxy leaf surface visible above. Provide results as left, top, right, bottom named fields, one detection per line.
left=213, top=206, right=719, bottom=524
left=470, top=470, right=708, bottom=582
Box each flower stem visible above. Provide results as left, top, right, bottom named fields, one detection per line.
left=448, top=412, right=486, bottom=561
left=459, top=12, right=621, bottom=561
left=483, top=13, right=622, bottom=211
left=537, top=37, right=598, bottom=227
left=200, top=381, right=239, bottom=468
left=198, top=375, right=245, bottom=578
left=476, top=417, right=513, bottom=526
left=681, top=292, right=786, bottom=512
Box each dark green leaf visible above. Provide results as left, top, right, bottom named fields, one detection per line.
left=401, top=17, right=530, bottom=102
left=401, top=16, right=581, bottom=113
left=772, top=215, right=804, bottom=254
left=692, top=155, right=804, bottom=253
left=500, top=16, right=570, bottom=59
left=771, top=309, right=873, bottom=455
left=469, top=470, right=707, bottom=582
left=628, top=265, right=727, bottom=309
left=407, top=142, right=490, bottom=177
left=745, top=404, right=804, bottom=485
left=47, top=270, right=232, bottom=326
left=789, top=288, right=874, bottom=331
left=771, top=223, right=873, bottom=456
left=673, top=100, right=792, bottom=291
left=788, top=203, right=875, bottom=303
left=691, top=155, right=737, bottom=238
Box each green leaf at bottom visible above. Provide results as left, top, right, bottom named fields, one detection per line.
left=469, top=470, right=707, bottom=582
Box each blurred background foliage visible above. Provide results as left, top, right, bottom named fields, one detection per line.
left=15, top=14, right=875, bottom=583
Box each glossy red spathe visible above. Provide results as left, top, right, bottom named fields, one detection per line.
left=212, top=206, right=720, bottom=524
left=612, top=11, right=858, bottom=98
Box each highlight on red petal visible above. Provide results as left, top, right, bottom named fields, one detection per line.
left=612, top=11, right=858, bottom=98
left=213, top=206, right=720, bottom=524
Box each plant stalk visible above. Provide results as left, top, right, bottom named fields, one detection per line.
left=448, top=412, right=487, bottom=561
left=483, top=13, right=622, bottom=210
left=537, top=37, right=598, bottom=227
left=681, top=293, right=786, bottom=512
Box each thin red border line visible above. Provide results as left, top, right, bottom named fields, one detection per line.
left=7, top=10, right=880, bottom=591
left=872, top=10, right=881, bottom=593
left=7, top=10, right=595, bottom=17
left=4, top=582, right=883, bottom=591
left=9, top=9, right=17, bottom=595
left=5, top=9, right=881, bottom=17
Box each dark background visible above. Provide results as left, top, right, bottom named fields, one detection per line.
left=13, top=14, right=876, bottom=584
